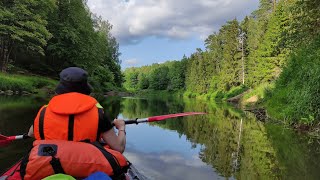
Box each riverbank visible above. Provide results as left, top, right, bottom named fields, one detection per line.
left=0, top=73, right=57, bottom=96
left=131, top=86, right=320, bottom=136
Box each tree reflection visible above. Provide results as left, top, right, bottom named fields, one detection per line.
left=120, top=97, right=320, bottom=179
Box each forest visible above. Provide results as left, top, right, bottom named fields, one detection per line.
left=1, top=0, right=320, bottom=125
left=0, top=0, right=123, bottom=93
left=123, top=0, right=320, bottom=125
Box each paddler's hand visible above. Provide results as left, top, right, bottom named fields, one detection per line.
left=113, top=119, right=125, bottom=130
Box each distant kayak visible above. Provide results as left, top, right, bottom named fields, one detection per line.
left=0, top=158, right=146, bottom=180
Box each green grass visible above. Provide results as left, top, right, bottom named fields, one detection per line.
left=265, top=36, right=320, bottom=125
left=182, top=86, right=249, bottom=102
left=243, top=83, right=275, bottom=101
left=135, top=89, right=184, bottom=99
left=0, top=73, right=57, bottom=92
left=224, top=85, right=248, bottom=99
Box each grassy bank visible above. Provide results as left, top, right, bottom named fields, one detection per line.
left=0, top=73, right=57, bottom=93
left=183, top=85, right=249, bottom=102
left=133, top=89, right=184, bottom=99
left=241, top=83, right=275, bottom=107
left=264, top=36, right=320, bottom=126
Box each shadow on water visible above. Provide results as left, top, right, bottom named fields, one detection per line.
left=1, top=95, right=320, bottom=180
left=0, top=95, right=47, bottom=172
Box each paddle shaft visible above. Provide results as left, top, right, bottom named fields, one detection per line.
left=1, top=112, right=206, bottom=144
left=122, top=112, right=206, bottom=125
left=123, top=118, right=148, bottom=125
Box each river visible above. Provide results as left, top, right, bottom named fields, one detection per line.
left=1, top=95, right=320, bottom=180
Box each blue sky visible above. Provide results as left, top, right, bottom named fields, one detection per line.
left=87, top=0, right=260, bottom=69
left=120, top=36, right=204, bottom=68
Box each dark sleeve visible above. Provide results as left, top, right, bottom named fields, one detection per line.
left=98, top=108, right=113, bottom=133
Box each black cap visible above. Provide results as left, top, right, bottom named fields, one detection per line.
left=55, top=67, right=93, bottom=95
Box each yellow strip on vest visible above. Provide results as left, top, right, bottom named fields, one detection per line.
left=96, top=103, right=103, bottom=108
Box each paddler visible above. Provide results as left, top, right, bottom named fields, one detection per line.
left=27, top=67, right=126, bottom=153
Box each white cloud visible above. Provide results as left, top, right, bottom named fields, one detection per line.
left=123, top=150, right=222, bottom=180
left=123, top=58, right=139, bottom=66
left=87, top=0, right=259, bottom=45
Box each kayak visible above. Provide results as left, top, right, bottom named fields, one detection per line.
left=0, top=158, right=146, bottom=180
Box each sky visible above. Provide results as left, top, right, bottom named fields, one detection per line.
left=87, top=0, right=260, bottom=69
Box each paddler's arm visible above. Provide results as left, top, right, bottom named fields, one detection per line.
left=101, top=119, right=126, bottom=153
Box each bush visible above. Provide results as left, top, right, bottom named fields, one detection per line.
left=265, top=35, right=320, bottom=124
left=224, top=85, right=248, bottom=99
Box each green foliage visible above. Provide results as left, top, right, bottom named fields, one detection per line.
left=248, top=1, right=293, bottom=86
left=89, top=65, right=114, bottom=93
left=243, top=82, right=274, bottom=101
left=0, top=0, right=55, bottom=71
left=0, top=73, right=57, bottom=91
left=167, top=61, right=186, bottom=90
left=183, top=91, right=198, bottom=99
left=224, top=85, right=248, bottom=99
left=149, top=66, right=169, bottom=90
left=0, top=0, right=123, bottom=92
left=123, top=68, right=139, bottom=90
left=285, top=0, right=320, bottom=50
left=138, top=73, right=149, bottom=89
left=135, top=89, right=183, bottom=100
left=266, top=35, right=320, bottom=123
left=123, top=61, right=186, bottom=92
left=46, top=0, right=98, bottom=68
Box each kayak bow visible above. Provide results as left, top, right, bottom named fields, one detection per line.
left=0, top=158, right=145, bottom=180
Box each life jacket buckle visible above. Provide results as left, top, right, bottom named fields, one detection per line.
left=38, top=144, right=58, bottom=156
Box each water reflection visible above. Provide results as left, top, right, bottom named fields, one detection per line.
left=124, top=149, right=220, bottom=180
left=1, top=95, right=320, bottom=180
left=118, top=97, right=320, bottom=180
left=0, top=96, right=46, bottom=172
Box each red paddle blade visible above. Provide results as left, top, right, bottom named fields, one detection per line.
left=0, top=134, right=8, bottom=140
left=0, top=134, right=12, bottom=147
left=148, top=112, right=206, bottom=122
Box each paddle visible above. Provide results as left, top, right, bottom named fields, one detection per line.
left=0, top=112, right=206, bottom=147
left=0, top=134, right=29, bottom=147
left=122, top=112, right=206, bottom=125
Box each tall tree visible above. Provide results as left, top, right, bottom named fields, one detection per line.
left=217, top=19, right=241, bottom=91
left=285, top=0, right=320, bottom=50
left=0, top=0, right=55, bottom=72
left=248, top=0, right=294, bottom=86
left=246, top=0, right=276, bottom=86
left=92, top=16, right=123, bottom=88
left=167, top=61, right=186, bottom=90
left=46, top=0, right=99, bottom=69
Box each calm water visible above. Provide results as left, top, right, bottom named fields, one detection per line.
left=1, top=95, right=320, bottom=180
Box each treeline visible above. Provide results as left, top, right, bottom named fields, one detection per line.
left=123, top=60, right=186, bottom=91
left=124, top=0, right=320, bottom=124
left=0, top=0, right=123, bottom=92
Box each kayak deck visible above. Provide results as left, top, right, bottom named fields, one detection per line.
left=0, top=159, right=145, bottom=180
left=0, top=161, right=21, bottom=180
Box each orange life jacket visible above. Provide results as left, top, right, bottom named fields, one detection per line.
left=20, top=140, right=129, bottom=180
left=33, top=92, right=101, bottom=142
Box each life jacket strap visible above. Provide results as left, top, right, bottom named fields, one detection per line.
left=50, top=156, right=66, bottom=174
left=91, top=142, right=123, bottom=176
left=68, top=114, right=75, bottom=141
left=97, top=108, right=104, bottom=141
left=38, top=144, right=66, bottom=175
left=39, top=107, right=76, bottom=141
left=39, top=107, right=47, bottom=140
